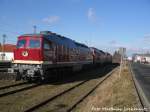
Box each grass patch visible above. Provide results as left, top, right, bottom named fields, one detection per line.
left=76, top=63, right=141, bottom=112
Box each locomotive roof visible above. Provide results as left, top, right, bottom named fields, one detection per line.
left=45, top=34, right=77, bottom=48
left=99, top=50, right=105, bottom=54
left=106, top=52, right=111, bottom=55
left=90, top=47, right=106, bottom=54
left=20, top=31, right=89, bottom=49
left=74, top=42, right=88, bottom=48
left=21, top=34, right=42, bottom=37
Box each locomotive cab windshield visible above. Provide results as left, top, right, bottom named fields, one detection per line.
left=28, top=39, right=41, bottom=48
left=17, top=37, right=41, bottom=49
left=17, top=39, right=26, bottom=48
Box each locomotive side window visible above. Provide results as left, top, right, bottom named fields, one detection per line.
left=44, top=40, right=52, bottom=50
left=29, top=39, right=40, bottom=48
left=17, top=39, right=26, bottom=48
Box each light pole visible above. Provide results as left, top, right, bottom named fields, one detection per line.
left=2, top=34, right=6, bottom=61
left=33, top=25, right=37, bottom=34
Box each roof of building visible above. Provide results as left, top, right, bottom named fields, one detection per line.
left=0, top=44, right=16, bottom=52
left=133, top=53, right=150, bottom=57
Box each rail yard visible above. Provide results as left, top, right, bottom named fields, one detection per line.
left=0, top=31, right=148, bottom=112
left=0, top=64, right=116, bottom=111
left=0, top=61, right=148, bottom=112
left=0, top=0, right=150, bottom=111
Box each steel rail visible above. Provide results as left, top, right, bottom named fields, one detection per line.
left=0, top=83, right=41, bottom=97
left=0, top=82, right=28, bottom=90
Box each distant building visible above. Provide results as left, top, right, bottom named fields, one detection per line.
left=0, top=44, right=16, bottom=61
left=127, top=57, right=132, bottom=61
left=118, top=47, right=126, bottom=58
left=132, top=53, right=150, bottom=63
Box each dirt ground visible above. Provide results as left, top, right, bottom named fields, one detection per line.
left=75, top=63, right=142, bottom=112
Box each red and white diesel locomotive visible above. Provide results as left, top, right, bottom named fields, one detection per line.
left=12, top=31, right=112, bottom=80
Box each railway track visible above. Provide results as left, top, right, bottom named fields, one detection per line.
left=24, top=65, right=117, bottom=112
left=0, top=82, right=41, bottom=97
left=0, top=81, right=27, bottom=90
left=67, top=68, right=116, bottom=112
left=24, top=80, right=89, bottom=112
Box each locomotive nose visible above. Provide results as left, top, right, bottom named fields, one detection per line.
left=14, top=49, right=43, bottom=61
left=14, top=37, right=43, bottom=62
